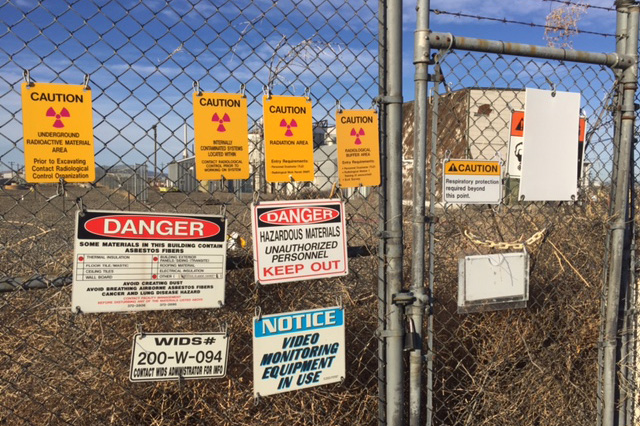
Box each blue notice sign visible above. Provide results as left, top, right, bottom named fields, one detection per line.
left=252, top=306, right=345, bottom=397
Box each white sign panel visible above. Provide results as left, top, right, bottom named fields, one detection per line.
left=253, top=306, right=345, bottom=397
left=443, top=159, right=502, bottom=204
left=130, top=332, right=228, bottom=382
left=251, top=199, right=348, bottom=284
left=72, top=210, right=227, bottom=313
left=519, top=88, right=581, bottom=201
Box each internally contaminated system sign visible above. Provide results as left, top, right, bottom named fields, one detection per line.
left=336, top=109, right=380, bottom=187
left=21, top=82, right=95, bottom=183
left=263, top=95, right=314, bottom=182
left=253, top=306, right=345, bottom=397
left=130, top=332, right=228, bottom=382
left=72, top=210, right=227, bottom=313
left=443, top=159, right=502, bottom=204
left=251, top=199, right=348, bottom=284
left=193, top=92, right=249, bottom=180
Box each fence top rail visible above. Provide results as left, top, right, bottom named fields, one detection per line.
left=428, top=31, right=634, bottom=69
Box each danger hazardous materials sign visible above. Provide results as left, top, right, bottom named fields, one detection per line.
left=443, top=159, right=502, bottom=204
left=130, top=332, right=228, bottom=382
left=193, top=92, right=249, bottom=180
left=253, top=306, right=345, bottom=397
left=251, top=199, right=348, bottom=284
left=72, top=210, right=227, bottom=313
left=263, top=95, right=314, bottom=182
left=336, top=109, right=380, bottom=187
left=22, top=82, right=95, bottom=183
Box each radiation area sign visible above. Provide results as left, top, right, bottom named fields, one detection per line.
left=21, top=82, right=95, bottom=183
left=72, top=210, right=226, bottom=313
left=443, top=159, right=502, bottom=204
left=253, top=306, right=345, bottom=397
left=251, top=199, right=348, bottom=284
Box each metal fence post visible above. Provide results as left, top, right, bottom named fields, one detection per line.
left=385, top=0, right=404, bottom=424
left=410, top=0, right=430, bottom=425
left=603, top=3, right=639, bottom=426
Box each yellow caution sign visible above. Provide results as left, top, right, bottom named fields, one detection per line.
left=263, top=95, right=314, bottom=182
left=444, top=160, right=501, bottom=176
left=22, top=82, right=95, bottom=183
left=193, top=92, right=249, bottom=180
left=336, top=109, right=380, bottom=187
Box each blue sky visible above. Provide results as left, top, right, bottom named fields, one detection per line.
left=0, top=0, right=622, bottom=170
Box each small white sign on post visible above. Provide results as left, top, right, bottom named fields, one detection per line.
left=251, top=199, right=348, bottom=284
left=72, top=210, right=227, bottom=313
left=130, top=332, right=229, bottom=382
left=443, top=159, right=502, bottom=204
left=519, top=88, right=581, bottom=201
left=253, top=306, right=345, bottom=397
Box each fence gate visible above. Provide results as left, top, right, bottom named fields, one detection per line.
left=0, top=1, right=382, bottom=425
left=408, top=5, right=639, bottom=426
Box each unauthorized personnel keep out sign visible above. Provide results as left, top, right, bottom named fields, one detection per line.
left=193, top=92, right=249, bottom=180
left=251, top=199, right=348, bottom=284
left=72, top=210, right=227, bottom=313
left=130, top=332, right=229, bottom=382
left=22, top=82, right=95, bottom=183
left=336, top=109, right=380, bottom=187
left=443, top=159, right=502, bottom=204
left=253, top=306, right=345, bottom=397
left=263, top=95, right=314, bottom=182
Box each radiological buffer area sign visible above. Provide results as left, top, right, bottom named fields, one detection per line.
left=253, top=306, right=345, bottom=397
left=21, top=82, right=96, bottom=183
left=251, top=199, right=348, bottom=284
left=72, top=210, right=227, bottom=313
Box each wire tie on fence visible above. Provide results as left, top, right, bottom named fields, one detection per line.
left=336, top=100, right=342, bottom=113
left=255, top=306, right=262, bottom=321
left=444, top=150, right=451, bottom=162
left=240, top=83, right=246, bottom=97
left=75, top=306, right=82, bottom=315
left=136, top=323, right=145, bottom=338
left=82, top=74, right=90, bottom=91
left=329, top=182, right=338, bottom=199
left=263, top=85, right=270, bottom=100
left=254, top=393, right=261, bottom=406
left=544, top=77, right=557, bottom=97
left=75, top=197, right=87, bottom=216
left=252, top=190, right=260, bottom=206
left=336, top=295, right=343, bottom=310
left=23, top=69, right=33, bottom=87
left=193, top=80, right=202, bottom=96
left=289, top=175, right=295, bottom=183
left=220, top=203, right=227, bottom=218
left=304, top=87, right=311, bottom=101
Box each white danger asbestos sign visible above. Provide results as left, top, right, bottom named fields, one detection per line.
left=253, top=306, right=345, bottom=397
left=130, top=332, right=228, bottom=382
left=251, top=199, right=348, bottom=284
left=443, top=159, right=502, bottom=204
left=72, top=210, right=226, bottom=313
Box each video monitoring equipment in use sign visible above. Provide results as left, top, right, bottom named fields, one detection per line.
left=251, top=199, right=348, bottom=284
left=253, top=306, right=345, bottom=397
left=72, top=210, right=227, bottom=313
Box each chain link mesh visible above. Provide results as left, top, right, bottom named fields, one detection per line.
left=413, top=50, right=631, bottom=426
left=0, top=1, right=381, bottom=424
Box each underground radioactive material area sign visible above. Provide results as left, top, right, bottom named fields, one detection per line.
left=443, top=159, right=502, bottom=204
left=21, top=82, right=96, bottom=183
left=336, top=109, right=381, bottom=187
left=253, top=306, right=345, bottom=397
left=130, top=332, right=229, bottom=382
left=251, top=199, right=348, bottom=284
left=72, top=210, right=227, bottom=313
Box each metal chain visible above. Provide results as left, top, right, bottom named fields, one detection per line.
left=463, top=228, right=547, bottom=250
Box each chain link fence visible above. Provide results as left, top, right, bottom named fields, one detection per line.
left=413, top=50, right=634, bottom=426
left=0, top=1, right=381, bottom=424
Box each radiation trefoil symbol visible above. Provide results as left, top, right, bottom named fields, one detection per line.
left=212, top=113, right=231, bottom=132
left=351, top=127, right=365, bottom=145
left=46, top=107, right=70, bottom=128
left=280, top=119, right=297, bottom=137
